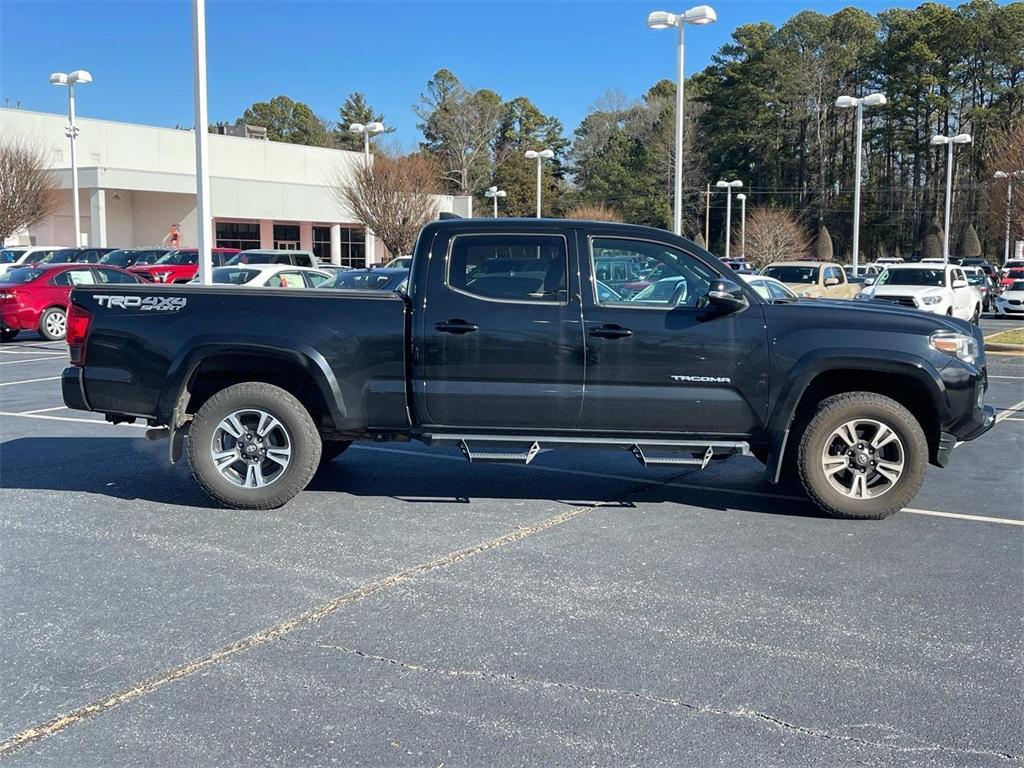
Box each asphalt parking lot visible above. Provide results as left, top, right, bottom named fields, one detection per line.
left=1, top=318, right=1022, bottom=767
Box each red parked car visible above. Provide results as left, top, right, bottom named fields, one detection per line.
left=0, top=264, right=144, bottom=342
left=999, top=268, right=1024, bottom=290
left=129, top=247, right=240, bottom=283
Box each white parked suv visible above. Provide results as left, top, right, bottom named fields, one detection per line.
left=855, top=264, right=983, bottom=323
left=0, top=245, right=70, bottom=277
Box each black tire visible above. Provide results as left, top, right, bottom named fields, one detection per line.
left=971, top=304, right=981, bottom=324
left=38, top=307, right=66, bottom=341
left=796, top=392, right=928, bottom=520
left=0, top=329, right=18, bottom=342
left=187, top=382, right=321, bottom=509
left=319, top=439, right=353, bottom=469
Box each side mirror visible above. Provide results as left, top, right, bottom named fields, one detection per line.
left=952, top=278, right=968, bottom=289
left=705, top=278, right=748, bottom=313
left=864, top=277, right=876, bottom=286
left=824, top=277, right=839, bottom=286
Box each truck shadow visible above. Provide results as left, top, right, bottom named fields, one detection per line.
left=0, top=437, right=823, bottom=518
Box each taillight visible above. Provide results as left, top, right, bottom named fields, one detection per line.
left=67, top=304, right=93, bottom=366
left=0, top=289, right=21, bottom=301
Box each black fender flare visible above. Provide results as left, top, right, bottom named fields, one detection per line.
left=764, top=348, right=948, bottom=483
left=157, top=333, right=347, bottom=435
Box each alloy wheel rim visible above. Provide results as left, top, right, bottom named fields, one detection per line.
left=210, top=408, right=292, bottom=489
left=46, top=311, right=66, bottom=338
left=821, top=418, right=905, bottom=500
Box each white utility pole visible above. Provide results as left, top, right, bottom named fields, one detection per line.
left=192, top=0, right=213, bottom=284
left=930, top=132, right=972, bottom=263
left=524, top=149, right=554, bottom=218
left=835, top=93, right=886, bottom=273
left=49, top=70, right=92, bottom=246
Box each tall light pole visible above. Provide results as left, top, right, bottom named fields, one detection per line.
left=715, top=179, right=742, bottom=258
left=190, top=0, right=213, bottom=283
left=930, top=132, right=972, bottom=262
left=49, top=69, right=92, bottom=247
left=349, top=121, right=386, bottom=262
left=524, top=149, right=554, bottom=218
left=647, top=5, right=717, bottom=237
left=994, top=171, right=1022, bottom=265
left=736, top=192, right=746, bottom=260
left=835, top=92, right=886, bottom=273
left=484, top=185, right=506, bottom=218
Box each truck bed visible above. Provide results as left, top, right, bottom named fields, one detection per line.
left=66, top=284, right=409, bottom=433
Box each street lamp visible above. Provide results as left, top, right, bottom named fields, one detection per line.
left=835, top=92, right=886, bottom=273
left=49, top=69, right=92, bottom=247
left=930, top=132, right=973, bottom=262
left=715, top=179, right=743, bottom=258
left=647, top=5, right=717, bottom=237
left=348, top=121, right=386, bottom=165
left=994, top=171, right=1022, bottom=265
left=484, top=185, right=506, bottom=218
left=736, top=192, right=746, bottom=260
left=349, top=121, right=386, bottom=263
left=524, top=149, right=554, bottom=218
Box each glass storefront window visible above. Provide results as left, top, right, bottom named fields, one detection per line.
left=215, top=221, right=259, bottom=251
left=311, top=225, right=366, bottom=268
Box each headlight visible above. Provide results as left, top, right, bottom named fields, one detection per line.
left=854, top=292, right=871, bottom=301
left=922, top=295, right=944, bottom=305
left=930, top=331, right=978, bottom=365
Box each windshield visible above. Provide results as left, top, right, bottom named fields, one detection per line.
left=99, top=249, right=136, bottom=266
left=762, top=265, right=819, bottom=284
left=876, top=269, right=945, bottom=287
left=132, top=250, right=166, bottom=265
left=211, top=268, right=259, bottom=285
left=967, top=274, right=987, bottom=286
left=39, top=249, right=77, bottom=264
left=154, top=250, right=198, bottom=265
left=325, top=271, right=402, bottom=290
left=1009, top=280, right=1024, bottom=292
left=1005, top=269, right=1024, bottom=280
left=0, top=267, right=45, bottom=284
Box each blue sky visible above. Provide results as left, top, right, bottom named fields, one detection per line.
left=1, top=0, right=968, bottom=147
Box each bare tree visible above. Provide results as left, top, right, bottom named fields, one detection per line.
left=564, top=203, right=621, bottom=222
left=333, top=153, right=441, bottom=258
left=415, top=72, right=505, bottom=195
left=985, top=122, right=1024, bottom=261
left=743, top=207, right=812, bottom=267
left=0, top=138, right=59, bottom=244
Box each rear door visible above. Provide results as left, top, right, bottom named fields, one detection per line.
left=578, top=233, right=768, bottom=435
left=414, top=228, right=585, bottom=430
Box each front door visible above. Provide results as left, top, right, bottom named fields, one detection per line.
left=415, top=230, right=585, bottom=430
left=578, top=234, right=768, bottom=435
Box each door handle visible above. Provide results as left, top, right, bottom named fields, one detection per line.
left=435, top=319, right=479, bottom=334
left=589, top=324, right=633, bottom=339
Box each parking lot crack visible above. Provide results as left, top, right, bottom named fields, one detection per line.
left=303, top=640, right=1022, bottom=763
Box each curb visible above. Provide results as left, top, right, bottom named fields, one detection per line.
left=985, top=342, right=1024, bottom=353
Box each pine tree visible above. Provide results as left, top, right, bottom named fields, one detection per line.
left=694, top=232, right=707, bottom=249
left=921, top=221, right=944, bottom=260
left=958, top=223, right=982, bottom=259
left=334, top=92, right=386, bottom=152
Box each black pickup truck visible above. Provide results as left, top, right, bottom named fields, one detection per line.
left=62, top=219, right=994, bottom=519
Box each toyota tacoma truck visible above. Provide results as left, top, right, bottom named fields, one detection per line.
left=62, top=219, right=994, bottom=519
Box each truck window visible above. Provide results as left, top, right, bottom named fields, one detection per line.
left=448, top=234, right=567, bottom=303
left=590, top=238, right=716, bottom=308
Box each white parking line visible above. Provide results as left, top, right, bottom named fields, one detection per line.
left=0, top=356, right=66, bottom=366
left=0, top=349, right=65, bottom=355
left=0, top=376, right=61, bottom=387
left=988, top=375, right=1023, bottom=380
left=0, top=410, right=146, bottom=428
left=21, top=406, right=69, bottom=414
left=995, top=398, right=1024, bottom=423
left=354, top=445, right=1023, bottom=527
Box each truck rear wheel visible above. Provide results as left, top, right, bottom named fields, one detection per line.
left=797, top=392, right=927, bottom=520
left=188, top=382, right=321, bottom=509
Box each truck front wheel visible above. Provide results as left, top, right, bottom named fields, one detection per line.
left=797, top=392, right=927, bottom=520
left=188, top=382, right=321, bottom=509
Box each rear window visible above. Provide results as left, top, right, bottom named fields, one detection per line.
left=211, top=268, right=259, bottom=285
left=99, top=250, right=136, bottom=266
left=0, top=249, right=26, bottom=264
left=41, top=249, right=78, bottom=264
left=0, top=267, right=45, bottom=284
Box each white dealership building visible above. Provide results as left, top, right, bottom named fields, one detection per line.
left=0, top=108, right=472, bottom=266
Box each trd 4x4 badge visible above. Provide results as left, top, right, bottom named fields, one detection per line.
left=95, top=295, right=187, bottom=312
